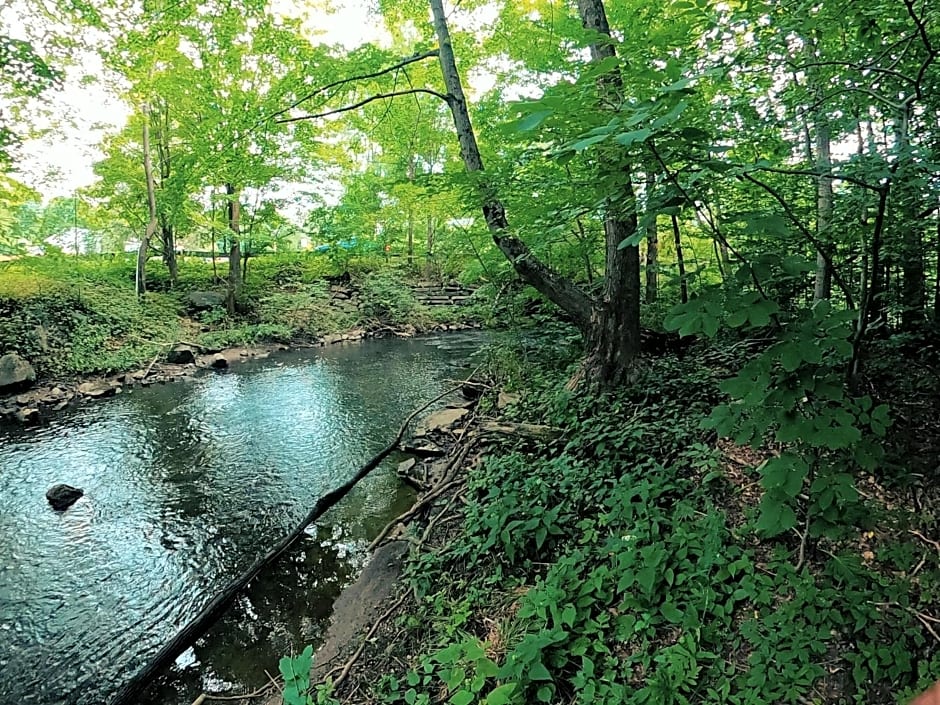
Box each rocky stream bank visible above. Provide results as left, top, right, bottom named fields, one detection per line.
left=0, top=279, right=482, bottom=425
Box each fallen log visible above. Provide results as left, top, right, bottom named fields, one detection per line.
left=108, top=381, right=471, bottom=705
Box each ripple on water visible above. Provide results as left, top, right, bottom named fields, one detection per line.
left=0, top=333, right=485, bottom=705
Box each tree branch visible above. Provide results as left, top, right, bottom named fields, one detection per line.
left=647, top=142, right=771, bottom=301
left=740, top=173, right=856, bottom=309
left=275, top=89, right=450, bottom=124
left=269, top=49, right=440, bottom=122
left=746, top=164, right=881, bottom=192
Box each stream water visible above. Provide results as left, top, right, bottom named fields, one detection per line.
left=0, top=332, right=483, bottom=705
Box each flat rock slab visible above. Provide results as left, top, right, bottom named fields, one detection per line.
left=77, top=380, right=117, bottom=398
left=401, top=441, right=446, bottom=458
left=313, top=540, right=408, bottom=679
left=416, top=407, right=468, bottom=436
left=497, top=391, right=521, bottom=410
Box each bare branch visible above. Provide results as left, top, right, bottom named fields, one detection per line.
left=276, top=89, right=450, bottom=124
left=269, top=49, right=440, bottom=122
left=788, top=58, right=916, bottom=87
left=647, top=142, right=772, bottom=301
left=746, top=165, right=881, bottom=192
left=740, top=173, right=856, bottom=309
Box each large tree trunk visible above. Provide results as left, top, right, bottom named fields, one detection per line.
left=576, top=0, right=641, bottom=384
left=934, top=203, right=940, bottom=326
left=136, top=109, right=159, bottom=297
left=407, top=159, right=416, bottom=267
left=154, top=102, right=177, bottom=286
left=225, top=182, right=241, bottom=315
left=814, top=116, right=833, bottom=301
left=161, top=222, right=178, bottom=285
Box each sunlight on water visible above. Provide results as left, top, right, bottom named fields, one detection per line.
left=0, top=333, right=482, bottom=705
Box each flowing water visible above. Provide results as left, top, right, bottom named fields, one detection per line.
left=0, top=333, right=483, bottom=705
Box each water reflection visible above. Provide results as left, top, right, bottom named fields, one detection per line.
left=0, top=332, right=484, bottom=705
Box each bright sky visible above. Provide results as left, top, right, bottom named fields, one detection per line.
left=9, top=0, right=391, bottom=199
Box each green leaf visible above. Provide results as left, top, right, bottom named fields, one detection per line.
left=515, top=109, right=553, bottom=132
left=529, top=662, right=552, bottom=681
left=570, top=134, right=609, bottom=151
left=651, top=100, right=688, bottom=129
left=486, top=683, right=518, bottom=705
left=661, top=602, right=683, bottom=623
left=779, top=343, right=802, bottom=372
left=450, top=690, right=474, bottom=705
left=756, top=495, right=798, bottom=536
left=614, top=128, right=651, bottom=146
left=726, top=308, right=748, bottom=328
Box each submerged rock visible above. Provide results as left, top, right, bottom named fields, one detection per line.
left=46, top=484, right=83, bottom=511
left=0, top=354, right=36, bottom=393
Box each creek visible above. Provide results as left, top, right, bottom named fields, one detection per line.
left=0, top=332, right=484, bottom=705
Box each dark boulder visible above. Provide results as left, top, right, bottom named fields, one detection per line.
left=209, top=353, right=229, bottom=369
left=0, top=354, right=37, bottom=393
left=46, top=484, right=84, bottom=511
left=167, top=345, right=197, bottom=364
left=186, top=291, right=226, bottom=312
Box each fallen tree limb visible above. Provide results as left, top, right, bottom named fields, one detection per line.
left=478, top=420, right=560, bottom=440
left=109, top=380, right=472, bottom=705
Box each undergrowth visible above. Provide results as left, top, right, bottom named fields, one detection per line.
left=358, top=345, right=938, bottom=705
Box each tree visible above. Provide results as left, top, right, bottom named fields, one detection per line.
left=429, top=0, right=640, bottom=386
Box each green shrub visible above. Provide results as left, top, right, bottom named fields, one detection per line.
left=358, top=271, right=419, bottom=325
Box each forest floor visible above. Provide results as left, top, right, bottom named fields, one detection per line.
left=230, top=332, right=939, bottom=705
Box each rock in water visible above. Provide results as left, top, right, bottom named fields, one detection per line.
left=77, top=380, right=117, bottom=398
left=46, top=484, right=84, bottom=511
left=210, top=353, right=229, bottom=369
left=167, top=345, right=197, bottom=364
left=0, top=354, right=37, bottom=393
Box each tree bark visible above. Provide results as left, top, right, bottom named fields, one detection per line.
left=136, top=109, right=159, bottom=297
left=672, top=214, right=688, bottom=304
left=576, top=0, right=641, bottom=385
left=225, top=182, right=241, bottom=315
left=897, top=104, right=925, bottom=329
left=154, top=102, right=177, bottom=286
left=813, top=116, right=833, bottom=300
left=934, top=202, right=940, bottom=326
left=407, top=159, right=416, bottom=267
left=161, top=223, right=178, bottom=285
left=645, top=171, right=658, bottom=303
